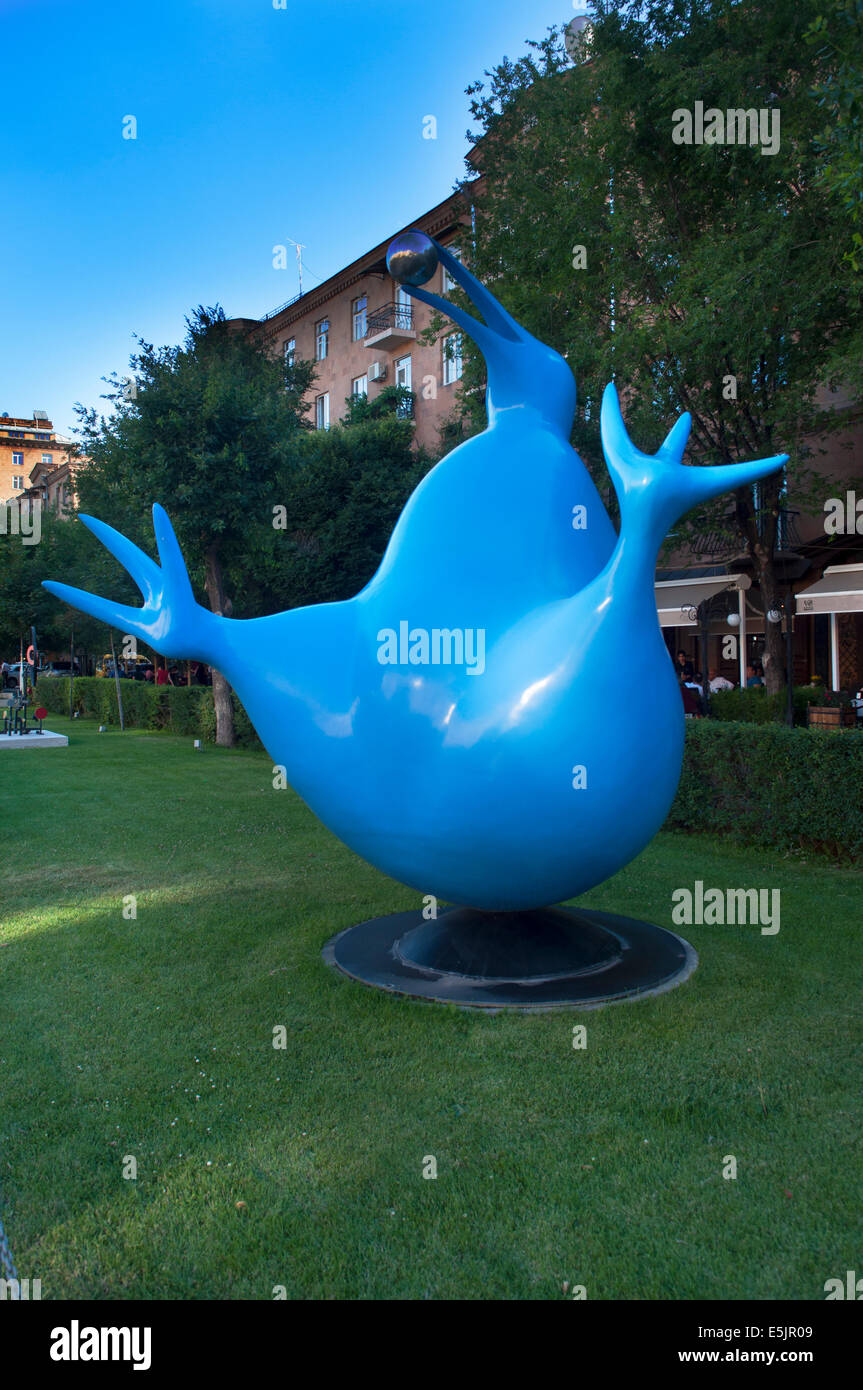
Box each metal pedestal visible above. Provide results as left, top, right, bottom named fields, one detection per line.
left=323, top=904, right=697, bottom=1010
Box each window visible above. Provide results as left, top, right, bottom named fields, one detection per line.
left=395, top=355, right=413, bottom=417
left=352, top=296, right=367, bottom=341
left=441, top=246, right=463, bottom=293
left=42, top=452, right=53, bottom=465
left=315, top=393, right=330, bottom=430
left=395, top=285, right=412, bottom=330
left=12, top=475, right=24, bottom=490
left=395, top=355, right=412, bottom=390
left=284, top=337, right=295, bottom=368
left=315, top=319, right=329, bottom=361
left=352, top=374, right=368, bottom=398
left=12, top=451, right=23, bottom=468
left=442, top=333, right=464, bottom=385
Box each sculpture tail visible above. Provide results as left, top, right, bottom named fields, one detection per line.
left=42, top=504, right=218, bottom=662
left=600, top=383, right=788, bottom=544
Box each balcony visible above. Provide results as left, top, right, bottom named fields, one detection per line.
left=690, top=508, right=802, bottom=559
left=364, top=302, right=416, bottom=352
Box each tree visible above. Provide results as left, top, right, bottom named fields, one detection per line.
left=70, top=307, right=316, bottom=743
left=238, top=384, right=432, bottom=613
left=460, top=0, right=863, bottom=692
left=0, top=504, right=113, bottom=664
left=806, top=0, right=863, bottom=390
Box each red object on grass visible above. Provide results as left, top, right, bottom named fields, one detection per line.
left=35, top=707, right=47, bottom=721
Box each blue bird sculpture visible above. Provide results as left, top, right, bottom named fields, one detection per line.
left=43, top=235, right=787, bottom=912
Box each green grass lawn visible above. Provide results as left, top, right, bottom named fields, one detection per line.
left=1, top=716, right=860, bottom=1300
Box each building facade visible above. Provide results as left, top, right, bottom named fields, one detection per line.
left=1, top=412, right=77, bottom=512
left=233, top=193, right=472, bottom=454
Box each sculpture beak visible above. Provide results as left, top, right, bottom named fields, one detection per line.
left=403, top=239, right=525, bottom=362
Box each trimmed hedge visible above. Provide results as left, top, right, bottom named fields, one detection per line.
left=709, top=685, right=827, bottom=725
left=35, top=680, right=863, bottom=859
left=668, top=719, right=863, bottom=860
left=34, top=676, right=262, bottom=749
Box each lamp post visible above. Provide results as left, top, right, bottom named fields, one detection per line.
left=109, top=629, right=125, bottom=732
left=697, top=603, right=710, bottom=715
left=766, top=554, right=809, bottom=727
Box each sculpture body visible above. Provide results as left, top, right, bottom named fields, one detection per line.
left=44, top=238, right=787, bottom=910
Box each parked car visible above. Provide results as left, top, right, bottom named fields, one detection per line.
left=41, top=660, right=81, bottom=675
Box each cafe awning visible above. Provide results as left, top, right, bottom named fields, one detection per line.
left=654, top=574, right=749, bottom=628
left=795, top=563, right=863, bottom=616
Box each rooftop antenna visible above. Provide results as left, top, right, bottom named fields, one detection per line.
left=285, top=238, right=305, bottom=297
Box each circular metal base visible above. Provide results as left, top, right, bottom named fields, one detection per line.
left=323, top=904, right=697, bottom=1010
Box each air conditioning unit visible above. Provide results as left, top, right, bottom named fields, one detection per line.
left=369, top=362, right=387, bottom=382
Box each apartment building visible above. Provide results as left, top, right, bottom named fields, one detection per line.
left=233, top=193, right=472, bottom=453
left=1, top=411, right=77, bottom=512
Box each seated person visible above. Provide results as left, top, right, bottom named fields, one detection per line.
left=709, top=666, right=734, bottom=692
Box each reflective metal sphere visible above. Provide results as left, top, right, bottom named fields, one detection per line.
left=386, top=231, right=439, bottom=287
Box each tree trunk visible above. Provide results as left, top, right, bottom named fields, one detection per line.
left=736, top=470, right=786, bottom=697
left=203, top=545, right=236, bottom=748
left=755, top=551, right=786, bottom=696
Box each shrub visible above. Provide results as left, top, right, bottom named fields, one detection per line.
left=33, top=676, right=262, bottom=749
left=667, top=720, right=863, bottom=859
left=39, top=682, right=861, bottom=859
left=34, top=677, right=70, bottom=716
left=708, top=685, right=822, bottom=725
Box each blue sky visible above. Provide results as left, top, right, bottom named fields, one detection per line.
left=0, top=0, right=579, bottom=435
